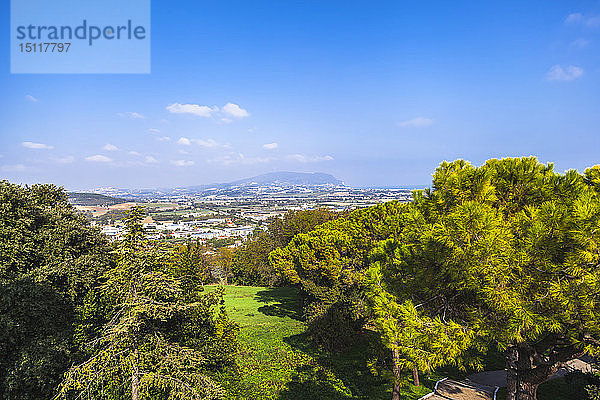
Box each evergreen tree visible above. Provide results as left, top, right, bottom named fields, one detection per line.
left=232, top=208, right=343, bottom=287
left=56, top=206, right=238, bottom=400
left=368, top=158, right=600, bottom=400
left=0, top=181, right=110, bottom=399
left=271, top=202, right=408, bottom=350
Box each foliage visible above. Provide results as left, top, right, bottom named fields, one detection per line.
left=210, top=285, right=428, bottom=400
left=367, top=269, right=480, bottom=385
left=496, top=372, right=600, bottom=400
left=56, top=206, right=238, bottom=400
left=231, top=232, right=280, bottom=286
left=0, top=181, right=111, bottom=400
left=68, top=192, right=128, bottom=206
left=206, top=237, right=237, bottom=249
left=168, top=240, right=213, bottom=290
left=213, top=247, right=234, bottom=284
left=232, top=208, right=343, bottom=287
left=367, top=157, right=600, bottom=400
left=269, top=208, right=345, bottom=246
left=583, top=356, right=600, bottom=400
left=94, top=209, right=127, bottom=225
left=270, top=202, right=409, bottom=350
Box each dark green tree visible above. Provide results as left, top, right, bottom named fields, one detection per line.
left=231, top=231, right=280, bottom=286
left=168, top=240, right=213, bottom=290
left=56, top=206, right=238, bottom=400
left=0, top=181, right=111, bottom=399
left=268, top=208, right=343, bottom=246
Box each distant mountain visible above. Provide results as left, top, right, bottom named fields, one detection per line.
left=182, top=172, right=343, bottom=192
left=91, top=172, right=345, bottom=198
left=217, top=172, right=342, bottom=188
left=68, top=192, right=128, bottom=206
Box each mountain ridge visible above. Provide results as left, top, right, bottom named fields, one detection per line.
left=187, top=171, right=343, bottom=191
left=87, top=171, right=345, bottom=198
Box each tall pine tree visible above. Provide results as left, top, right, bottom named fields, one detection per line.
left=56, top=206, right=237, bottom=400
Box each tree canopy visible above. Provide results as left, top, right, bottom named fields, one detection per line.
left=368, top=158, right=600, bottom=400
left=0, top=181, right=111, bottom=399
left=270, top=202, right=409, bottom=349
left=232, top=208, right=343, bottom=287
left=56, top=206, right=238, bottom=400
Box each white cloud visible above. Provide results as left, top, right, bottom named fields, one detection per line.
left=208, top=153, right=272, bottom=166
left=25, top=94, right=39, bottom=103
left=171, top=159, right=195, bottom=167
left=1, top=164, right=27, bottom=172
left=286, top=154, right=334, bottom=163
left=103, top=143, right=119, bottom=151
left=175, top=137, right=221, bottom=148
left=263, top=142, right=278, bottom=150
left=566, top=13, right=584, bottom=24
left=157, top=136, right=171, bottom=142
left=85, top=155, right=112, bottom=163
left=166, top=103, right=217, bottom=117
left=166, top=102, right=250, bottom=121
left=196, top=138, right=219, bottom=148
left=22, top=141, right=54, bottom=149
left=52, top=156, right=75, bottom=164
left=571, top=38, right=591, bottom=48
left=178, top=149, right=190, bottom=155
left=566, top=13, right=600, bottom=28
left=145, top=156, right=158, bottom=164
left=177, top=137, right=192, bottom=146
left=149, top=128, right=161, bottom=133
left=118, top=112, right=146, bottom=119
left=545, top=65, right=584, bottom=81
left=221, top=102, right=250, bottom=118
left=128, top=151, right=141, bottom=156
left=397, top=117, right=434, bottom=128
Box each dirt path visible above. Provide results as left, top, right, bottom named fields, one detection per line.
left=420, top=378, right=497, bottom=400
left=466, top=358, right=595, bottom=388
left=419, top=358, right=595, bottom=399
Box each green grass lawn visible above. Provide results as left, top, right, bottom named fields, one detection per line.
left=209, top=285, right=600, bottom=400
left=209, top=285, right=432, bottom=400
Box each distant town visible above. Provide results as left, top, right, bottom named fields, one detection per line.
left=69, top=172, right=416, bottom=245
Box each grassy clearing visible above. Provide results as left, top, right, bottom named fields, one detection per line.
left=207, top=286, right=597, bottom=400
left=208, top=285, right=432, bottom=400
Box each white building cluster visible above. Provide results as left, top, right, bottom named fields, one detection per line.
left=101, top=220, right=254, bottom=243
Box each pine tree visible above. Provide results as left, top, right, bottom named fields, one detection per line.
left=367, top=261, right=480, bottom=397
left=368, top=158, right=600, bottom=400
left=0, top=181, right=111, bottom=399
left=56, top=206, right=236, bottom=400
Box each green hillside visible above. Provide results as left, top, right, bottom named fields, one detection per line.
left=68, top=192, right=128, bottom=206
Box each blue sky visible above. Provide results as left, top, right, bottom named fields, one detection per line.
left=1, top=0, right=600, bottom=190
